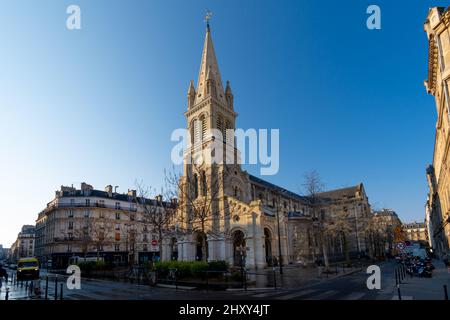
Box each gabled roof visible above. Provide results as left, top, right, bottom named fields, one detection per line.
left=248, top=174, right=309, bottom=203
left=316, top=184, right=362, bottom=202
left=249, top=174, right=364, bottom=205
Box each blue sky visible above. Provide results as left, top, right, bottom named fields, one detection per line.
left=0, top=0, right=446, bottom=246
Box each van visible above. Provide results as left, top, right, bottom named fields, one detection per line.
left=17, top=257, right=40, bottom=281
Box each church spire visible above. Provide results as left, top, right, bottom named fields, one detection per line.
left=194, top=15, right=226, bottom=106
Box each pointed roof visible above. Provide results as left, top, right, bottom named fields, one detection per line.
left=188, top=80, right=195, bottom=95
left=194, top=26, right=227, bottom=106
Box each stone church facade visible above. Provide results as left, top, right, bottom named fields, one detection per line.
left=174, top=24, right=372, bottom=269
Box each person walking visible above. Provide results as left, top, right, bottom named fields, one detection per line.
left=442, top=252, right=449, bottom=273
left=0, top=264, right=7, bottom=288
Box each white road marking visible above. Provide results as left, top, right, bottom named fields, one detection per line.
left=341, top=292, right=366, bottom=300
left=275, top=289, right=317, bottom=300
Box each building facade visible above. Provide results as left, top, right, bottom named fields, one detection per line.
left=174, top=23, right=373, bottom=269
left=10, top=225, right=35, bottom=262
left=424, top=7, right=450, bottom=257
left=403, top=221, right=429, bottom=243
left=371, top=209, right=402, bottom=257
left=35, top=183, right=171, bottom=268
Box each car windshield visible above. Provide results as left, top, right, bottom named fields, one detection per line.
left=18, top=261, right=38, bottom=268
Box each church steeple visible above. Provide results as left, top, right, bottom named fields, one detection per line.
left=194, top=23, right=227, bottom=106
left=187, top=80, right=196, bottom=109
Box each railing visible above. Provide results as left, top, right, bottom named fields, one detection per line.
left=45, top=202, right=138, bottom=212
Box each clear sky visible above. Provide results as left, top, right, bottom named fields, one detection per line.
left=0, top=0, right=447, bottom=247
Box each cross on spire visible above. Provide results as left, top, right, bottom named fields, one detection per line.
left=205, top=9, right=212, bottom=31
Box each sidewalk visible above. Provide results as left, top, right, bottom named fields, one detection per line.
left=380, top=260, right=450, bottom=300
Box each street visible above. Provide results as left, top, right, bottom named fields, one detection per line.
left=1, top=260, right=448, bottom=300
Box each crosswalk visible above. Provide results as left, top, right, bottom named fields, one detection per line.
left=229, top=288, right=372, bottom=300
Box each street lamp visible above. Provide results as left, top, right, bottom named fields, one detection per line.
left=236, top=245, right=249, bottom=290
left=275, top=193, right=283, bottom=275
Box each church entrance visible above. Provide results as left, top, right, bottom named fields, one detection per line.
left=232, top=230, right=246, bottom=266
left=264, top=228, right=273, bottom=266
left=195, top=232, right=208, bottom=261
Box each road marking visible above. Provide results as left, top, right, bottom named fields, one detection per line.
left=341, top=292, right=365, bottom=300
left=275, top=289, right=317, bottom=300
left=391, top=295, right=413, bottom=300
left=305, top=289, right=338, bottom=300
left=252, top=290, right=290, bottom=298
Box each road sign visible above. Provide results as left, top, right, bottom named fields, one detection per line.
left=151, top=240, right=158, bottom=246
left=396, top=242, right=405, bottom=251
left=405, top=241, right=411, bottom=247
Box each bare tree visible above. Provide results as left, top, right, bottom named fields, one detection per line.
left=302, top=170, right=330, bottom=269
left=70, top=218, right=113, bottom=261
left=91, top=220, right=114, bottom=261
left=322, top=209, right=353, bottom=265
left=134, top=181, right=178, bottom=262
left=165, top=163, right=232, bottom=262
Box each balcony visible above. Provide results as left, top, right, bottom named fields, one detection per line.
left=45, top=202, right=138, bottom=213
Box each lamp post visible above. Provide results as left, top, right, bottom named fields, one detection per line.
left=354, top=204, right=361, bottom=255
left=276, top=193, right=283, bottom=275
left=236, top=245, right=248, bottom=290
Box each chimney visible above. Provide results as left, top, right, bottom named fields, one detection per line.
left=155, top=195, right=163, bottom=203
left=128, top=189, right=137, bottom=198
left=105, top=185, right=113, bottom=197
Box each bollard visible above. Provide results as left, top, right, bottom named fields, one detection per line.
left=45, top=276, right=48, bottom=300
left=175, top=271, right=178, bottom=291
left=444, top=285, right=449, bottom=300
left=244, top=270, right=247, bottom=292
left=25, top=281, right=29, bottom=292
left=273, top=269, right=277, bottom=290
left=397, top=285, right=402, bottom=300
left=60, top=283, right=63, bottom=300
left=398, top=268, right=402, bottom=284
left=54, top=276, right=58, bottom=301
left=395, top=269, right=398, bottom=286
left=5, top=288, right=9, bottom=301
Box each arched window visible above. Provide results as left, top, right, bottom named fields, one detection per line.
left=193, top=174, right=199, bottom=198
left=194, top=119, right=201, bottom=144
left=216, top=115, right=223, bottom=141
left=200, top=115, right=207, bottom=141
left=201, top=171, right=207, bottom=196
left=225, top=120, right=231, bottom=143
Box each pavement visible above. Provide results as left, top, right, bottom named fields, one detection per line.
left=378, top=259, right=450, bottom=300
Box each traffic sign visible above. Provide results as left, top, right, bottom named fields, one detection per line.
left=396, top=242, right=405, bottom=251
left=151, top=240, right=158, bottom=246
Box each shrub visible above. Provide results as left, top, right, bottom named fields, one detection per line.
left=208, top=260, right=229, bottom=272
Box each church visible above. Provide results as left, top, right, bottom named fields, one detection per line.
left=174, top=21, right=372, bottom=269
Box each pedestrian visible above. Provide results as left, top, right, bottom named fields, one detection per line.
left=0, top=264, right=6, bottom=288
left=442, top=253, right=449, bottom=268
